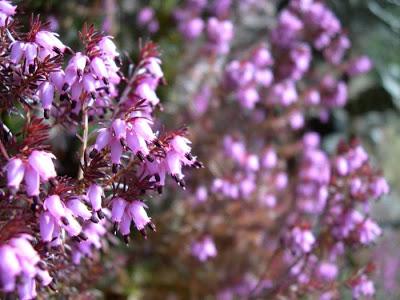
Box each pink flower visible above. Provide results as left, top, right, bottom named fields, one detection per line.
left=44, top=195, right=67, bottom=221
left=35, top=31, right=66, bottom=53
left=28, top=151, right=57, bottom=181
left=111, top=198, right=153, bottom=237
left=24, top=165, right=40, bottom=197
left=6, top=158, right=25, bottom=190
left=98, top=36, right=119, bottom=57
left=206, top=17, right=234, bottom=54
left=290, top=227, right=315, bottom=253
left=352, top=275, right=375, bottom=299
left=0, top=235, right=52, bottom=298
left=67, top=198, right=92, bottom=220
left=87, top=184, right=103, bottom=212
left=0, top=245, right=21, bottom=291
left=38, top=82, right=55, bottom=114
left=111, top=197, right=128, bottom=223
left=6, top=151, right=57, bottom=196
left=129, top=201, right=151, bottom=230
left=191, top=236, right=217, bottom=262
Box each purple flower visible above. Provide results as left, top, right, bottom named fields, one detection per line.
left=28, top=151, right=57, bottom=181
left=5, top=158, right=25, bottom=190
left=35, top=31, right=66, bottom=54
left=210, top=0, right=232, bottom=18
left=191, top=85, right=210, bottom=117
left=179, top=17, right=204, bottom=40
left=191, top=236, right=217, bottom=262
left=206, top=17, right=234, bottom=54
left=262, top=148, right=278, bottom=169
left=0, top=1, right=16, bottom=26
left=67, top=197, right=92, bottom=220
left=237, top=87, right=259, bottom=109
left=111, top=197, right=153, bottom=237
left=38, top=81, right=55, bottom=107
left=324, top=34, right=351, bottom=65
left=71, top=219, right=107, bottom=264
left=251, top=45, right=273, bottom=68
left=289, top=226, right=315, bottom=253
left=87, top=184, right=103, bottom=212
left=358, top=218, right=382, bottom=245
left=42, top=195, right=84, bottom=240
left=137, top=7, right=155, bottom=26
left=195, top=186, right=208, bottom=203
left=289, top=110, right=304, bottom=129
left=6, top=151, right=57, bottom=196
left=319, top=76, right=348, bottom=107
left=0, top=235, right=52, bottom=298
left=267, top=81, right=298, bottom=106
left=111, top=197, right=128, bottom=224
left=317, top=262, right=338, bottom=281
left=129, top=201, right=151, bottom=230
left=370, top=176, right=390, bottom=198
left=351, top=275, right=375, bottom=299
left=0, top=0, right=16, bottom=16
left=346, top=56, right=373, bottom=76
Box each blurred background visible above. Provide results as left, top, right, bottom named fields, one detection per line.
left=17, top=0, right=400, bottom=298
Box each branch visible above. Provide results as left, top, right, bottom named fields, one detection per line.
left=78, top=103, right=89, bottom=179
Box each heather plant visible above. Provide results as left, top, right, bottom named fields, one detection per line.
left=0, top=0, right=395, bottom=299
left=117, top=0, right=390, bottom=299
left=0, top=1, right=202, bottom=298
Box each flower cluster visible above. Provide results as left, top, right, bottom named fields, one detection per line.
left=137, top=7, right=159, bottom=34
left=0, top=1, right=201, bottom=298
left=0, top=235, right=52, bottom=300
left=128, top=0, right=388, bottom=299
left=174, top=0, right=234, bottom=54
left=223, top=46, right=273, bottom=109
left=6, top=151, right=56, bottom=198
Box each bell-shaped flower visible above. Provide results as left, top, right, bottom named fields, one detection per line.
left=111, top=197, right=128, bottom=223
left=0, top=1, right=16, bottom=16
left=170, top=135, right=191, bottom=156
left=28, top=150, right=57, bottom=181
left=6, top=158, right=25, bottom=190
left=135, top=82, right=160, bottom=106
left=67, top=198, right=92, bottom=220
left=93, top=128, right=111, bottom=152
left=43, top=195, right=66, bottom=221
left=87, top=184, right=103, bottom=212
left=40, top=212, right=55, bottom=242
left=128, top=201, right=151, bottom=231
left=24, top=165, right=40, bottom=197
left=0, top=245, right=21, bottom=291
left=112, top=119, right=127, bottom=140
left=38, top=81, right=55, bottom=113
left=98, top=36, right=119, bottom=58
left=35, top=31, right=66, bottom=54
left=10, top=41, right=26, bottom=64
left=90, top=57, right=109, bottom=80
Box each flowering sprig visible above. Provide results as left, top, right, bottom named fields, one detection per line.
left=0, top=1, right=201, bottom=298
